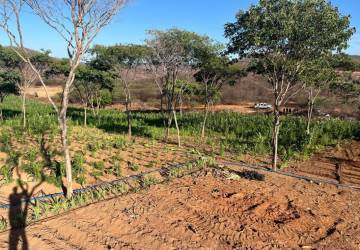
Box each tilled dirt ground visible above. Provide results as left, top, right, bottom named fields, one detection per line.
left=287, top=141, right=360, bottom=185
left=1, top=167, right=359, bottom=250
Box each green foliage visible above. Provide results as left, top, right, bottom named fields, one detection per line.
left=146, top=28, right=210, bottom=66
left=22, top=161, right=43, bottom=180
left=224, top=0, right=354, bottom=101
left=225, top=0, right=354, bottom=60
left=194, top=41, right=245, bottom=105
left=0, top=130, right=11, bottom=152
left=112, top=162, right=122, bottom=177
left=98, top=89, right=113, bottom=107
left=72, top=153, right=87, bottom=185
left=91, top=44, right=149, bottom=71
left=0, top=217, right=7, bottom=231
left=128, top=162, right=139, bottom=172
left=1, top=95, right=360, bottom=186
left=0, top=70, right=20, bottom=102
left=0, top=45, right=21, bottom=68
left=301, top=56, right=338, bottom=90
left=141, top=175, right=158, bottom=188
left=0, top=164, right=13, bottom=184
left=92, top=161, right=105, bottom=178
left=26, top=147, right=39, bottom=162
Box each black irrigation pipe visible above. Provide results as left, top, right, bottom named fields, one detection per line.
left=221, top=161, right=360, bottom=190
left=0, top=160, right=200, bottom=210
left=3, top=158, right=358, bottom=210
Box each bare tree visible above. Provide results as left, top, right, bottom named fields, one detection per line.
left=91, top=44, right=147, bottom=139
left=24, top=0, right=128, bottom=198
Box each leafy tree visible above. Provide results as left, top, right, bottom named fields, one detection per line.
left=332, top=53, right=359, bottom=71
left=91, top=44, right=148, bottom=138
left=0, top=46, right=51, bottom=127
left=225, top=0, right=354, bottom=170
left=330, top=55, right=360, bottom=111
left=300, top=56, right=337, bottom=134
left=71, top=64, right=114, bottom=126
left=0, top=70, right=20, bottom=118
left=0, top=45, right=21, bottom=68
left=194, top=42, right=244, bottom=137
left=46, top=58, right=70, bottom=77
left=145, top=28, right=210, bottom=146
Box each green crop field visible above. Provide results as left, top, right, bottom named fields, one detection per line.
left=1, top=95, right=359, bottom=189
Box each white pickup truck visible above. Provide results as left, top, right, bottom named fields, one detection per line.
left=254, top=103, right=272, bottom=109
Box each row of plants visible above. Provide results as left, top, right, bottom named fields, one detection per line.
left=1, top=95, right=360, bottom=166
left=0, top=156, right=213, bottom=232
left=76, top=107, right=360, bottom=160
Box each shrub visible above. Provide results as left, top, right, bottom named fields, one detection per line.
left=128, top=162, right=139, bottom=172
left=72, top=153, right=87, bottom=185
left=0, top=164, right=13, bottom=184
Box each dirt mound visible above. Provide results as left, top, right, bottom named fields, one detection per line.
left=1, top=168, right=359, bottom=249
left=287, top=141, right=360, bottom=185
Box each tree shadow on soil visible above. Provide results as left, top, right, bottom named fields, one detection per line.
left=8, top=132, right=64, bottom=250
left=0, top=109, right=21, bottom=121
left=8, top=168, right=43, bottom=250
left=39, top=135, right=66, bottom=194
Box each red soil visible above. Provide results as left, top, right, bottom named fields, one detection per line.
left=1, top=167, right=359, bottom=249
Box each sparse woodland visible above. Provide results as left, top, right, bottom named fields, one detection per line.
left=0, top=0, right=360, bottom=246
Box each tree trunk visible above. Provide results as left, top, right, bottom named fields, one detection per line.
left=124, top=84, right=132, bottom=139
left=84, top=104, right=87, bottom=127
left=201, top=102, right=209, bottom=138
left=160, top=93, right=166, bottom=130
left=179, top=95, right=183, bottom=117
left=59, top=110, right=73, bottom=199
left=21, top=90, right=26, bottom=128
left=272, top=105, right=280, bottom=171
left=306, top=89, right=314, bottom=135
left=165, top=110, right=172, bottom=141
left=90, top=98, right=96, bottom=116
left=59, top=70, right=76, bottom=199
left=172, top=107, right=181, bottom=147
left=164, top=93, right=173, bottom=142
left=126, top=101, right=132, bottom=139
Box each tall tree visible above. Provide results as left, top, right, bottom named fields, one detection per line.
left=225, top=0, right=354, bottom=170
left=145, top=28, right=208, bottom=146
left=24, top=0, right=128, bottom=198
left=91, top=44, right=148, bottom=138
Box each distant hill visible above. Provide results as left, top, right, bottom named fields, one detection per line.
left=350, top=55, right=360, bottom=64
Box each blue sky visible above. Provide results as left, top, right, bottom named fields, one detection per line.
left=1, top=0, right=359, bottom=58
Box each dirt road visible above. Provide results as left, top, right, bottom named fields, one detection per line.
left=0, top=168, right=359, bottom=249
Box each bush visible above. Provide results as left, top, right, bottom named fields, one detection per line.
left=98, top=89, right=113, bottom=108
left=72, top=153, right=87, bottom=185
